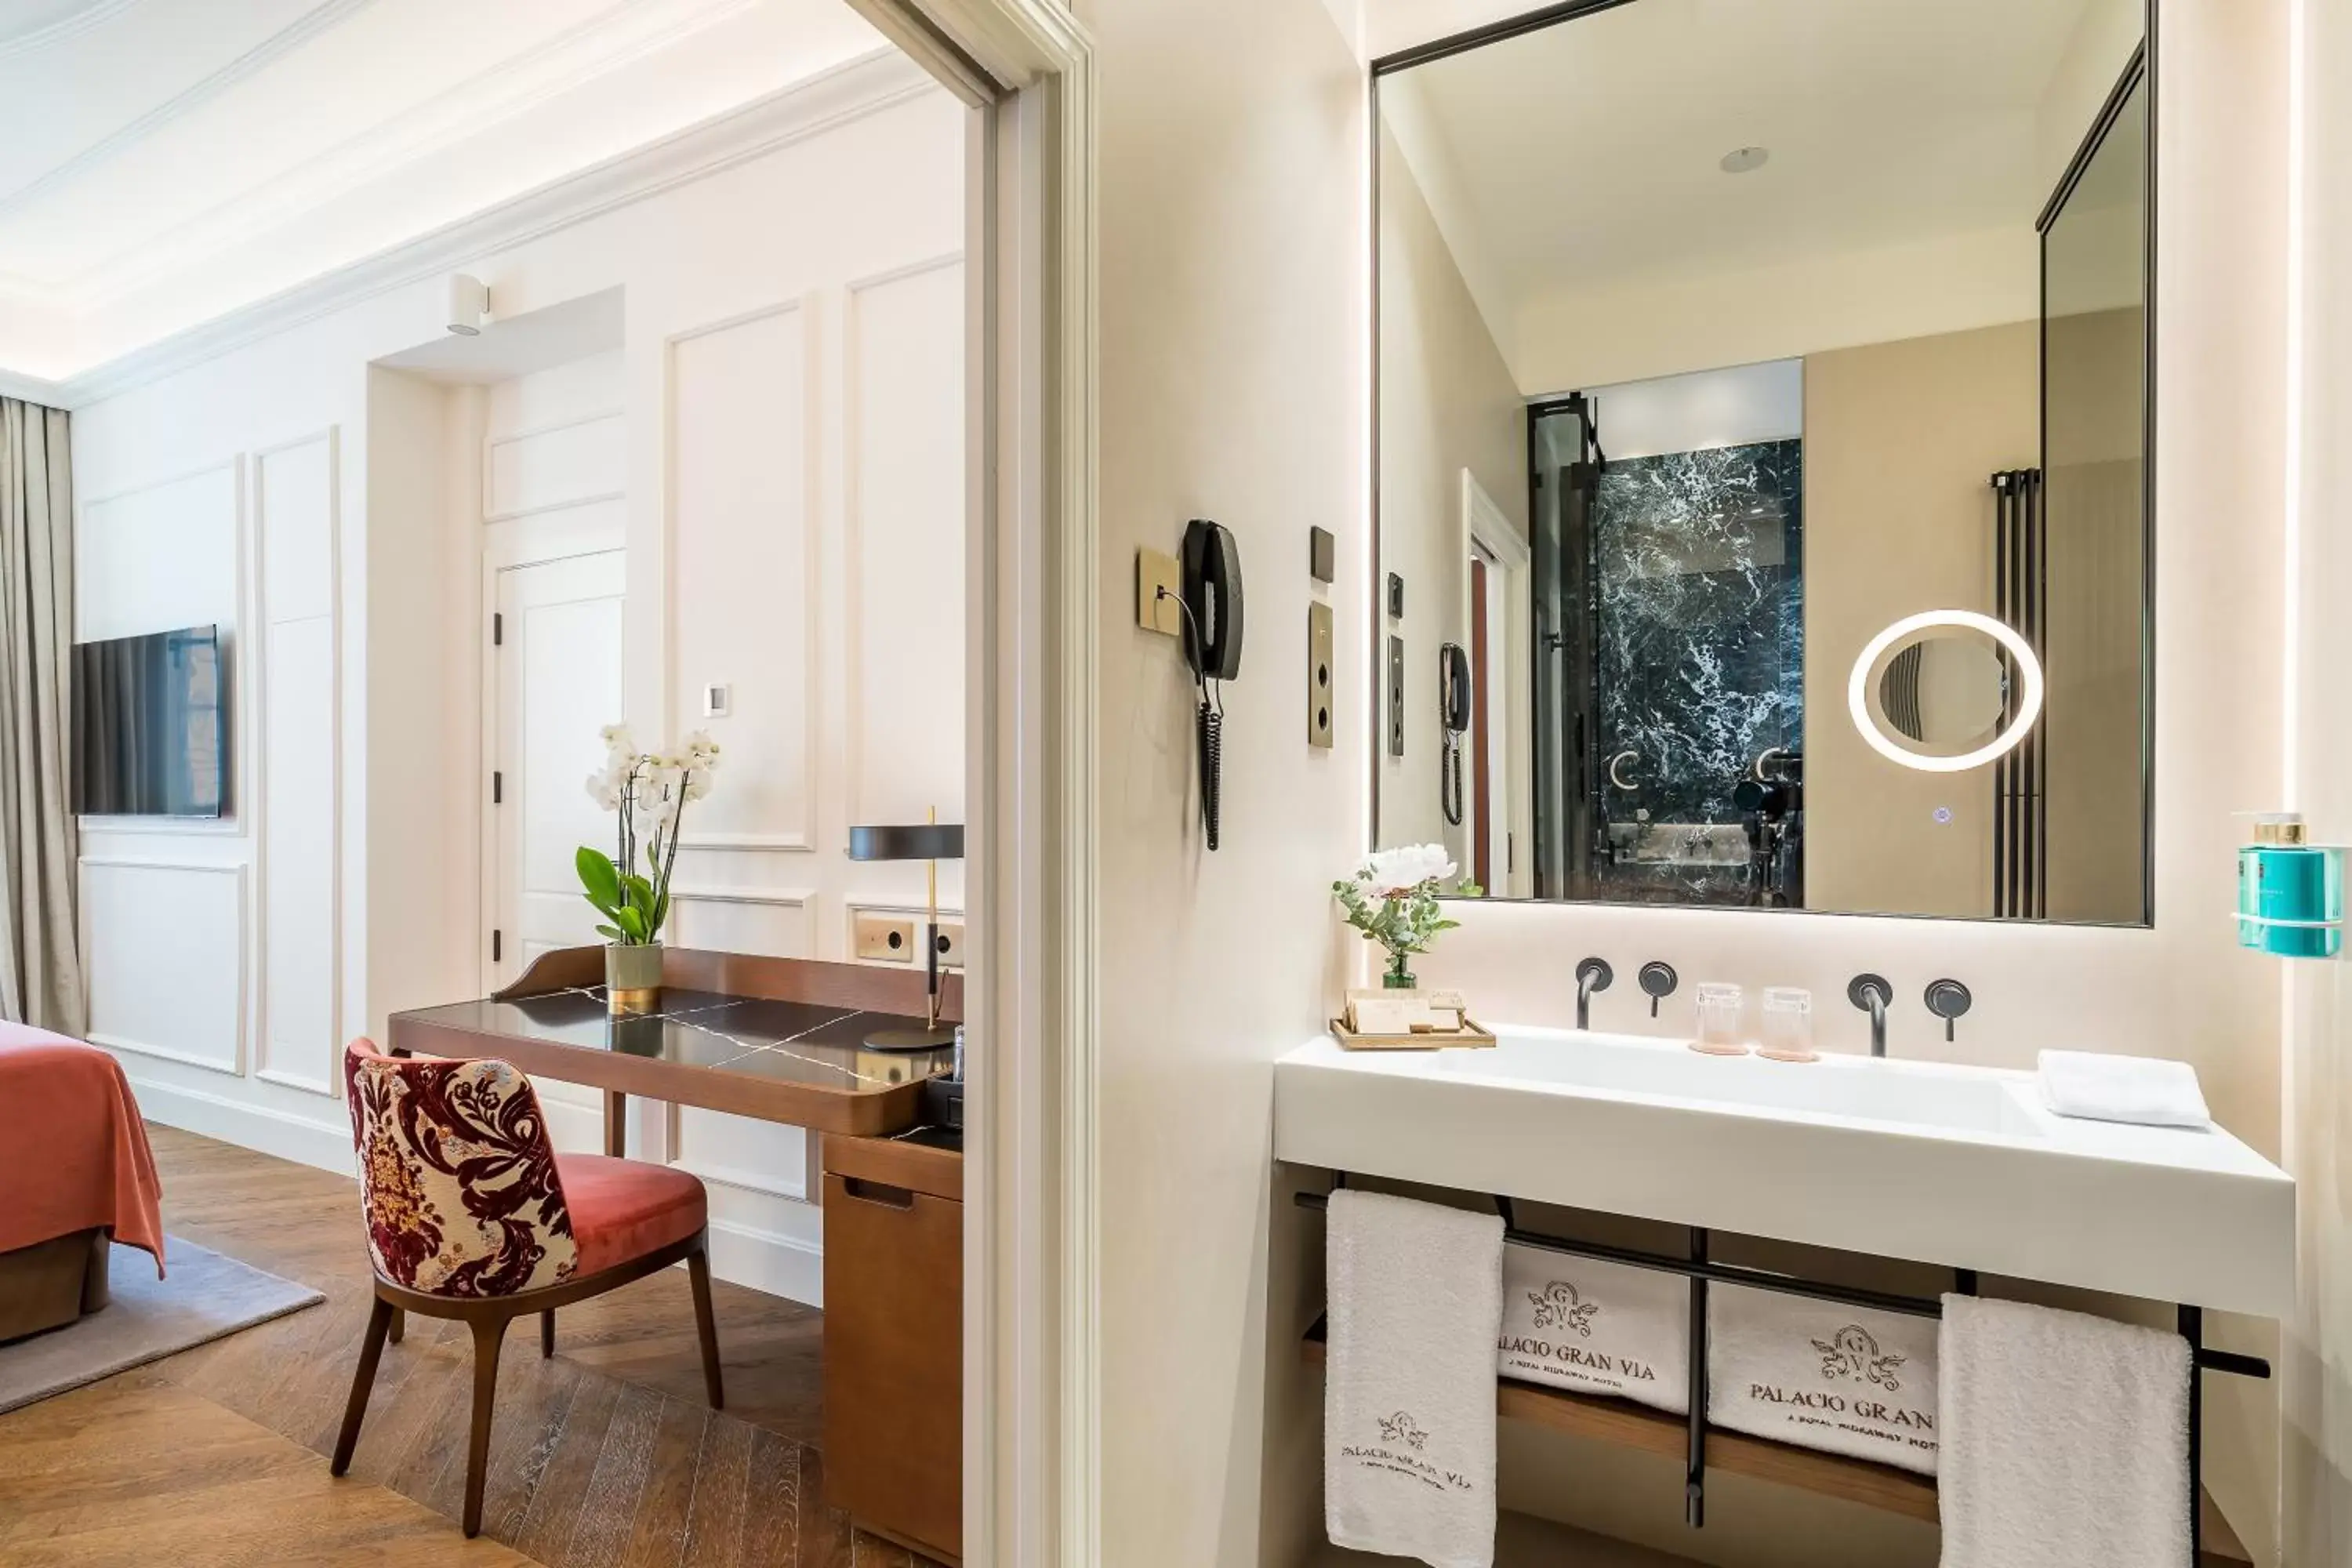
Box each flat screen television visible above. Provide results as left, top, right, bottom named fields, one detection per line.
left=72, top=625, right=230, bottom=818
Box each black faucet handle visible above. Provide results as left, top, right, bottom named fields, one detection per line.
left=1847, top=973, right=1891, bottom=1011
left=1638, top=960, right=1677, bottom=1018
left=1925, top=978, right=1973, bottom=1042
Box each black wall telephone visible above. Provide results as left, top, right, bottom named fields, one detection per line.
left=1176, top=519, right=1244, bottom=849
left=1439, top=641, right=1470, bottom=826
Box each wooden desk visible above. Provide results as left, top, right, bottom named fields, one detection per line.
left=386, top=946, right=962, bottom=1150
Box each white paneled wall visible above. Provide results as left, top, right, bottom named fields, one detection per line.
left=660, top=258, right=965, bottom=1305
left=82, top=859, right=247, bottom=1075
left=67, top=70, right=967, bottom=1298
left=670, top=303, right=815, bottom=854
left=255, top=432, right=341, bottom=1096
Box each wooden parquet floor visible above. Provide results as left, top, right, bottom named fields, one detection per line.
left=0, top=1125, right=944, bottom=1568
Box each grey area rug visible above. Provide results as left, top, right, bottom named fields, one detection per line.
left=0, top=1236, right=325, bottom=1414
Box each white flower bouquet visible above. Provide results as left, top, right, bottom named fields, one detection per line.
left=1333, top=843, right=1478, bottom=989
left=577, top=725, right=720, bottom=946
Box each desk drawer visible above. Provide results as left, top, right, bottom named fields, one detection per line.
left=822, top=1170, right=960, bottom=1563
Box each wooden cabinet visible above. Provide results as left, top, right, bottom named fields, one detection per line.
left=822, top=1131, right=962, bottom=1565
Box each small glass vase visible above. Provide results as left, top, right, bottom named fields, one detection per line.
left=1382, top=952, right=1416, bottom=990
left=605, top=941, right=663, bottom=1017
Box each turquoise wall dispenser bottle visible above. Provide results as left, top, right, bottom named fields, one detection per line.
left=2237, top=813, right=2345, bottom=960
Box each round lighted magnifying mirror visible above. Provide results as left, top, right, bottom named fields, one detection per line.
left=1847, top=609, right=2042, bottom=773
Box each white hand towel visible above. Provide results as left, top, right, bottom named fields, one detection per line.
left=1939, top=1294, right=2190, bottom=1568
left=1325, top=1189, right=1504, bottom=1568
left=1497, top=1244, right=1687, bottom=1414
left=2038, top=1050, right=2212, bottom=1129
left=1708, top=1285, right=1940, bottom=1475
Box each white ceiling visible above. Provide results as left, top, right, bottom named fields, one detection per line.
left=1384, top=0, right=2136, bottom=384
left=0, top=0, right=885, bottom=384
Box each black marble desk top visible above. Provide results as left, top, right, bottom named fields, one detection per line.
left=390, top=985, right=954, bottom=1094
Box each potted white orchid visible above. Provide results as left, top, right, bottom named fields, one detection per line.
left=1333, top=843, right=1478, bottom=990
left=579, top=725, right=720, bottom=1014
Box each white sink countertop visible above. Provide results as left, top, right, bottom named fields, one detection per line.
left=1274, top=1025, right=2295, bottom=1319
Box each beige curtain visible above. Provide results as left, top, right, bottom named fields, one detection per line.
left=0, top=399, right=82, bottom=1035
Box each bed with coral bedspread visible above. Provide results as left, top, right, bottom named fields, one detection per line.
left=0, top=1025, right=165, bottom=1341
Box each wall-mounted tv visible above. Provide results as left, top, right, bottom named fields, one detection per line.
left=72, top=625, right=230, bottom=818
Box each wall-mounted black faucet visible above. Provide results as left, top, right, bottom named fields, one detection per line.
left=1848, top=973, right=1892, bottom=1058
left=1575, top=958, right=1613, bottom=1030
left=1925, top=978, right=1973, bottom=1042
left=1638, top=961, right=1678, bottom=1018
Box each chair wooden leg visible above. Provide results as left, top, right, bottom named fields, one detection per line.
left=540, top=1309, right=554, bottom=1359
left=332, top=1296, right=394, bottom=1477
left=387, top=1305, right=404, bottom=1345
left=688, top=1241, right=724, bottom=1410
left=462, top=1316, right=508, bottom=1538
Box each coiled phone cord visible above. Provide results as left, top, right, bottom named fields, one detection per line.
left=1158, top=586, right=1227, bottom=850
left=1441, top=732, right=1464, bottom=827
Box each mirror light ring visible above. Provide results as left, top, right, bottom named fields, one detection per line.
left=1847, top=609, right=2044, bottom=774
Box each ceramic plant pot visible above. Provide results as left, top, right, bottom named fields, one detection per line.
left=605, top=941, right=663, bottom=1017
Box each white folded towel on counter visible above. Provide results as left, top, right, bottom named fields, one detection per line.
left=1325, top=1189, right=1504, bottom=1568
left=1939, top=1294, right=2190, bottom=1568
left=1708, top=1285, right=1940, bottom=1476
left=2038, top=1049, right=2212, bottom=1129
left=1497, top=1244, right=1688, bottom=1415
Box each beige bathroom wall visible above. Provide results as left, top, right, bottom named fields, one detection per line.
left=1802, top=321, right=2038, bottom=920
left=1080, top=0, right=1367, bottom=1563
left=1377, top=118, right=1529, bottom=876
left=1411, top=0, right=2290, bottom=1559
left=2284, top=0, right=2352, bottom=1560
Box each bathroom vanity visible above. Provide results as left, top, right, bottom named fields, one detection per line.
left=1276, top=1026, right=2292, bottom=1318
left=1279, top=1024, right=2290, bottom=1559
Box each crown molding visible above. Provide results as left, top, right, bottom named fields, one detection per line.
left=0, top=0, right=381, bottom=220
left=47, top=0, right=762, bottom=307
left=0, top=0, right=145, bottom=64
left=0, top=366, right=69, bottom=408
left=48, top=45, right=935, bottom=409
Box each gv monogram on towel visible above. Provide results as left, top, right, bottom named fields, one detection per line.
left=1709, top=1287, right=1941, bottom=1475
left=1497, top=1244, right=1689, bottom=1414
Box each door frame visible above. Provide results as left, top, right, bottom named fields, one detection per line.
left=1461, top=468, right=1528, bottom=896
left=838, top=3, right=1098, bottom=1564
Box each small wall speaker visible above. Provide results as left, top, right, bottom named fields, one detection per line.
left=446, top=274, right=489, bottom=336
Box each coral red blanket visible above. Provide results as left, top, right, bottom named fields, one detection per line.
left=0, top=1025, right=165, bottom=1275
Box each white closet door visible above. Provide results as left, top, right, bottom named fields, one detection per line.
left=490, top=549, right=625, bottom=1152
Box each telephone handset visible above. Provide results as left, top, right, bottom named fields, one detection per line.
left=1181, top=519, right=1244, bottom=681
left=1439, top=641, right=1470, bottom=827
left=1174, top=519, right=1245, bottom=849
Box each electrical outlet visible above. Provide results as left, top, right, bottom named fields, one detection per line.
left=933, top=920, right=965, bottom=970
left=854, top=913, right=916, bottom=963
left=1308, top=602, right=1334, bottom=749
left=702, top=682, right=731, bottom=717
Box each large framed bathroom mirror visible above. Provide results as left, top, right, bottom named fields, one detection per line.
left=1372, top=0, right=2154, bottom=924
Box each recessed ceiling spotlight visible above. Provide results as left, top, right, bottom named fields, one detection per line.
left=1719, top=146, right=1770, bottom=175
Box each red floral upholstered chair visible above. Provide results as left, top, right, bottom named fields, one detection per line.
left=332, top=1038, right=721, bottom=1537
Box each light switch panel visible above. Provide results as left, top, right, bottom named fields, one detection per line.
left=1308, top=602, right=1334, bottom=749
left=1388, top=634, right=1406, bottom=757
left=702, top=683, right=731, bottom=718
left=1137, top=548, right=1181, bottom=635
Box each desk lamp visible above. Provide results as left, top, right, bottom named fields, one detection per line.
left=846, top=812, right=963, bottom=1050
